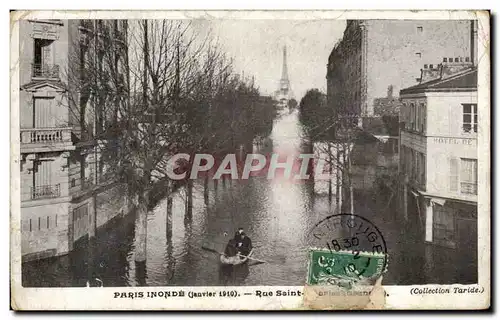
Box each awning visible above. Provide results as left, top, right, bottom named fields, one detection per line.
left=431, top=198, right=446, bottom=206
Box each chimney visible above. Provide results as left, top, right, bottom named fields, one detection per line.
left=441, top=56, right=473, bottom=78
left=419, top=64, right=442, bottom=83
left=471, top=20, right=478, bottom=66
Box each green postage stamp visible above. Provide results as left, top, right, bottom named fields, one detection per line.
left=307, top=249, right=387, bottom=289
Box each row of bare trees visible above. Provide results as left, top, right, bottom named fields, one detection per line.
left=67, top=20, right=276, bottom=262
left=299, top=38, right=397, bottom=216
left=298, top=86, right=360, bottom=216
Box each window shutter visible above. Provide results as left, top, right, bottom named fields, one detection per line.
left=34, top=98, right=57, bottom=128
left=35, top=160, right=53, bottom=187
left=416, top=104, right=420, bottom=132
left=423, top=105, right=426, bottom=133
left=450, top=158, right=458, bottom=191
left=42, top=43, right=52, bottom=66
left=422, top=154, right=426, bottom=187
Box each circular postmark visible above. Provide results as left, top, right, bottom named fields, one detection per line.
left=307, top=213, right=388, bottom=286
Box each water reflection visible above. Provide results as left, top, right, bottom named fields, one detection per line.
left=22, top=111, right=476, bottom=287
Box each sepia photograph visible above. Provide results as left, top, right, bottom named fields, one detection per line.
left=10, top=10, right=490, bottom=310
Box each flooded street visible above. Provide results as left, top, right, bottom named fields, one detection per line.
left=22, top=111, right=477, bottom=287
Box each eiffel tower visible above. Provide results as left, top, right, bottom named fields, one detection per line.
left=275, top=45, right=291, bottom=106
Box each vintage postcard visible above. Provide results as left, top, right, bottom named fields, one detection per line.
left=10, top=10, right=490, bottom=310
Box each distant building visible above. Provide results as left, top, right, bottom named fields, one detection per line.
left=19, top=19, right=128, bottom=261
left=326, top=19, right=477, bottom=121
left=399, top=63, right=477, bottom=252
left=274, top=46, right=293, bottom=108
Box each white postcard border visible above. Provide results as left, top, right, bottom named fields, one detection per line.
left=10, top=10, right=490, bottom=310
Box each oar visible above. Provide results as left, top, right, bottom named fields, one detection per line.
left=201, top=246, right=268, bottom=264
left=244, top=249, right=266, bottom=266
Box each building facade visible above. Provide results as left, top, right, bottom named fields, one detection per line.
left=19, top=19, right=128, bottom=262
left=399, top=64, right=477, bottom=252
left=327, top=20, right=476, bottom=120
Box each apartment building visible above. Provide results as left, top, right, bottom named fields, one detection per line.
left=326, top=20, right=476, bottom=120
left=399, top=63, right=477, bottom=252
left=19, top=19, right=128, bottom=262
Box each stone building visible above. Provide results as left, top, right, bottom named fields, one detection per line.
left=399, top=63, right=477, bottom=258
left=19, top=19, right=129, bottom=262
left=326, top=20, right=476, bottom=121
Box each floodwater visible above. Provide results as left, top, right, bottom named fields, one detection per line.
left=22, top=111, right=477, bottom=287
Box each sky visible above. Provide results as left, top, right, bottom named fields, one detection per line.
left=192, top=19, right=346, bottom=101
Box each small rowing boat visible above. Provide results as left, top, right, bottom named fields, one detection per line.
left=220, top=249, right=254, bottom=266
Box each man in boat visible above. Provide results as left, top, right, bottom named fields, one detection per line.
left=234, top=228, right=253, bottom=257
left=224, top=238, right=238, bottom=257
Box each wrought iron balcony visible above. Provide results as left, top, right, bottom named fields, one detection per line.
left=31, top=183, right=60, bottom=200
left=461, top=182, right=477, bottom=195
left=20, top=128, right=72, bottom=145
left=31, top=63, right=60, bottom=79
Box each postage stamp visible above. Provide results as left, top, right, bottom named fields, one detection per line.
left=306, top=213, right=389, bottom=290
left=9, top=10, right=490, bottom=311
left=307, top=249, right=386, bottom=288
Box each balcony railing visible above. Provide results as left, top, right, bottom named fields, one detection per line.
left=20, top=128, right=71, bottom=145
left=31, top=184, right=60, bottom=200
left=461, top=182, right=478, bottom=195
left=31, top=63, right=60, bottom=79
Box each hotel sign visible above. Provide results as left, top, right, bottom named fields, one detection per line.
left=432, top=137, right=475, bottom=145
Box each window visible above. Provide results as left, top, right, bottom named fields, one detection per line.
left=412, top=149, right=417, bottom=181
left=415, top=103, right=421, bottom=132
left=443, top=58, right=448, bottom=62
left=33, top=38, right=56, bottom=78
left=34, top=97, right=57, bottom=128
left=34, top=39, right=53, bottom=66
left=34, top=160, right=53, bottom=187
left=433, top=204, right=455, bottom=248
left=462, top=103, right=477, bottom=133
left=455, top=57, right=459, bottom=62
left=410, top=103, right=415, bottom=131
left=460, top=158, right=477, bottom=195
left=420, top=153, right=426, bottom=189
left=417, top=26, right=423, bottom=32
left=424, top=64, right=428, bottom=68
left=414, top=150, right=419, bottom=183
left=450, top=158, right=458, bottom=191
left=420, top=103, right=426, bottom=133
left=32, top=159, right=60, bottom=200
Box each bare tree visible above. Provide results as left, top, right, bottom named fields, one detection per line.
left=66, top=19, right=278, bottom=263
left=299, top=85, right=361, bottom=215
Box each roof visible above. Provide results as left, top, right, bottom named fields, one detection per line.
left=400, top=67, right=477, bottom=95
